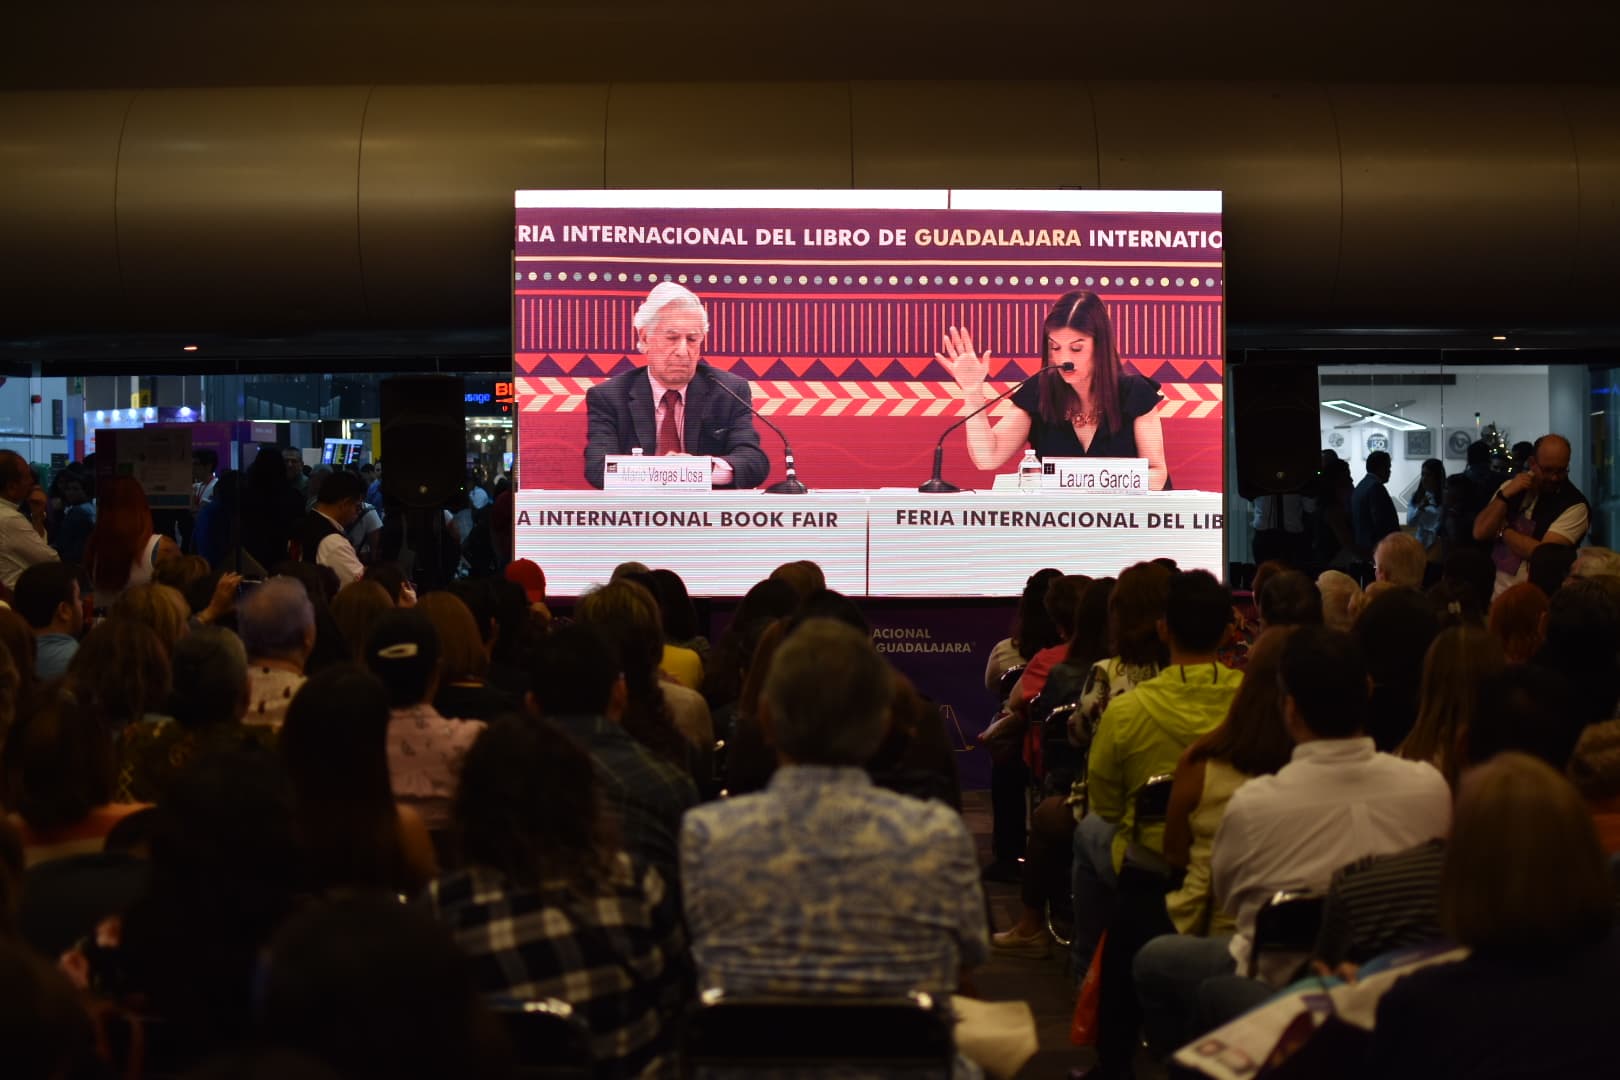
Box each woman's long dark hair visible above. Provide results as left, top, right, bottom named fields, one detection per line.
left=83, top=476, right=155, bottom=595
left=1188, top=627, right=1296, bottom=776
left=454, top=717, right=615, bottom=893
left=280, top=665, right=416, bottom=893
left=1067, top=578, right=1116, bottom=667
left=575, top=581, right=690, bottom=767
left=1012, top=568, right=1065, bottom=657
left=1038, top=291, right=1124, bottom=433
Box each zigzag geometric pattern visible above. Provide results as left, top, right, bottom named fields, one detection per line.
left=515, top=376, right=1223, bottom=421
left=514, top=353, right=1222, bottom=385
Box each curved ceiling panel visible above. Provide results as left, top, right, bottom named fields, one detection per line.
left=359, top=84, right=609, bottom=327
left=850, top=81, right=1099, bottom=190
left=1566, top=85, right=1620, bottom=306
left=0, top=91, right=132, bottom=330
left=1091, top=81, right=1339, bottom=320
left=605, top=82, right=851, bottom=188
left=116, top=86, right=370, bottom=331
left=1332, top=83, right=1578, bottom=321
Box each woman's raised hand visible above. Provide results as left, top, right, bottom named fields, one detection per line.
left=937, top=326, right=992, bottom=393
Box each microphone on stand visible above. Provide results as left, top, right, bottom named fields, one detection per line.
left=698, top=363, right=808, bottom=494
left=918, top=362, right=1074, bottom=493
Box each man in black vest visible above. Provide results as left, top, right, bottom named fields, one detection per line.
left=1472, top=433, right=1589, bottom=599
left=290, top=470, right=367, bottom=587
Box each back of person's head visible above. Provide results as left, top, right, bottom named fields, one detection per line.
left=793, top=587, right=870, bottom=635
left=1315, top=570, right=1363, bottom=632
left=0, top=692, right=114, bottom=830
left=769, top=559, right=827, bottom=601
left=1279, top=626, right=1367, bottom=739
left=1426, top=578, right=1485, bottom=627
left=455, top=717, right=611, bottom=890
left=417, top=592, right=488, bottom=682
left=1401, top=625, right=1505, bottom=784
left=1543, top=577, right=1620, bottom=662
left=364, top=609, right=441, bottom=709
left=1248, top=561, right=1289, bottom=609
left=0, top=939, right=97, bottom=1079
left=575, top=580, right=663, bottom=671
left=239, top=577, right=317, bottom=662
left=763, top=618, right=892, bottom=766
left=315, top=468, right=365, bottom=507
left=1109, top=561, right=1173, bottom=666
left=12, top=561, right=81, bottom=631
left=1465, top=666, right=1585, bottom=771
left=1191, top=625, right=1296, bottom=776
left=1442, top=753, right=1614, bottom=954
left=1013, top=567, right=1065, bottom=654
left=1258, top=570, right=1322, bottom=630
left=1354, top=587, right=1440, bottom=690
left=1572, top=546, right=1620, bottom=582
left=170, top=627, right=249, bottom=730
left=447, top=577, right=499, bottom=645
left=260, top=897, right=508, bottom=1080
left=1489, top=581, right=1549, bottom=665
left=1373, top=532, right=1426, bottom=588
left=503, top=557, right=547, bottom=605
left=736, top=576, right=800, bottom=625
left=272, top=560, right=339, bottom=610
left=1043, top=575, right=1092, bottom=643
left=329, top=580, right=395, bottom=663
left=1567, top=719, right=1620, bottom=804
left=84, top=475, right=154, bottom=594
left=529, top=622, right=622, bottom=718
left=1527, top=542, right=1578, bottom=595
left=1067, top=577, right=1116, bottom=668
left=364, top=565, right=408, bottom=606
left=0, top=610, right=37, bottom=706
left=1164, top=570, right=1233, bottom=653
left=152, top=553, right=212, bottom=597
left=67, top=619, right=171, bottom=727
left=111, top=582, right=190, bottom=657
left=649, top=567, right=701, bottom=643
left=1466, top=439, right=1490, bottom=467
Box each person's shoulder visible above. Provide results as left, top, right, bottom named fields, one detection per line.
left=1118, top=371, right=1163, bottom=417
left=1371, top=752, right=1451, bottom=790
left=587, top=366, right=644, bottom=400
left=1010, top=373, right=1043, bottom=411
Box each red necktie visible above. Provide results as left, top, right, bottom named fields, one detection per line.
left=657, top=389, right=682, bottom=456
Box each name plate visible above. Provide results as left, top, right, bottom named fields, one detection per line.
left=602, top=454, right=714, bottom=492
left=1042, top=457, right=1150, bottom=494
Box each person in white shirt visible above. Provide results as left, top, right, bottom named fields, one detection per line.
left=1472, top=433, right=1589, bottom=598
left=0, top=450, right=58, bottom=590
left=291, top=471, right=367, bottom=588
left=1133, top=624, right=1452, bottom=1059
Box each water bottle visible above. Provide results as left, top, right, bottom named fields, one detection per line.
left=1017, top=448, right=1042, bottom=493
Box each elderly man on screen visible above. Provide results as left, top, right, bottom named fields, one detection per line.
left=583, top=282, right=769, bottom=490
left=1472, top=433, right=1589, bottom=598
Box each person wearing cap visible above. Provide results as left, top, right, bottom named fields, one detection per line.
left=365, top=608, right=486, bottom=832
left=583, top=283, right=768, bottom=490
left=504, top=558, right=552, bottom=623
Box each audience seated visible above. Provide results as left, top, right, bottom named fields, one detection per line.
left=364, top=609, right=485, bottom=833
left=328, top=579, right=395, bottom=665
left=1534, top=577, right=1620, bottom=725
left=12, top=561, right=84, bottom=680
left=649, top=566, right=709, bottom=686
left=1133, top=625, right=1451, bottom=1059
left=418, top=591, right=519, bottom=722
left=1489, top=581, right=1549, bottom=664
left=1315, top=665, right=1583, bottom=971
left=1255, top=570, right=1322, bottom=633
left=427, top=717, right=693, bottom=1076
left=701, top=577, right=797, bottom=712
left=1567, top=719, right=1620, bottom=856
left=1527, top=540, right=1578, bottom=594
left=1441, top=546, right=1498, bottom=615
left=111, top=582, right=191, bottom=657
left=67, top=618, right=171, bottom=733
left=259, top=896, right=510, bottom=1080
left=1366, top=754, right=1620, bottom=1080
left=1163, top=627, right=1295, bottom=938
left=1314, top=569, right=1362, bottom=632
left=239, top=577, right=317, bottom=728
left=527, top=622, right=698, bottom=890
left=1072, top=570, right=1239, bottom=979
left=281, top=665, right=437, bottom=894
left=1373, top=532, right=1426, bottom=589
left=0, top=609, right=39, bottom=723
left=0, top=938, right=102, bottom=1080
left=575, top=580, right=711, bottom=762
left=681, top=618, right=988, bottom=999
left=1007, top=575, right=1093, bottom=717
left=1396, top=625, right=1505, bottom=789
left=1353, top=587, right=1441, bottom=751
left=1571, top=545, right=1620, bottom=581
left=767, top=558, right=826, bottom=602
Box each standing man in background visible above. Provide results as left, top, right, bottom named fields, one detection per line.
left=1352, top=450, right=1398, bottom=553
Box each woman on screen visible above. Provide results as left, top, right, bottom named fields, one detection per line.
left=938, top=290, right=1169, bottom=489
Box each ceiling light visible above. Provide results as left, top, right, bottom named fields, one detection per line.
left=182, top=344, right=199, bottom=352
left=1319, top=399, right=1426, bottom=432
left=1491, top=335, right=1507, bottom=342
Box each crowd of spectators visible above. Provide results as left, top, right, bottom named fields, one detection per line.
left=0, top=432, right=1617, bottom=1080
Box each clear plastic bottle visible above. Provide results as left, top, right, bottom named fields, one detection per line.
left=1017, top=448, right=1042, bottom=493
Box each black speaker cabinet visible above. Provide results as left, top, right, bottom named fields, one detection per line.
left=1233, top=362, right=1320, bottom=500
left=380, top=375, right=466, bottom=508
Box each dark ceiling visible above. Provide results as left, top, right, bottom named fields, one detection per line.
left=8, top=1, right=1620, bottom=90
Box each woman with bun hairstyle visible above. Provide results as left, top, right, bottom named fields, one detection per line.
left=939, top=290, right=1169, bottom=489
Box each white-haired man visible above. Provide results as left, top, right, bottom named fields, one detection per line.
left=583, top=282, right=768, bottom=489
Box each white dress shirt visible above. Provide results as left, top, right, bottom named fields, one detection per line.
left=647, top=371, right=734, bottom=485
left=313, top=509, right=365, bottom=587
left=0, top=498, right=59, bottom=589
left=1211, top=736, right=1451, bottom=973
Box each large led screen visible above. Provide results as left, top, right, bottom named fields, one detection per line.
left=513, top=190, right=1225, bottom=597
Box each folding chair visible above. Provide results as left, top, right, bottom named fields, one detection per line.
left=1248, top=890, right=1327, bottom=982
left=678, top=991, right=954, bottom=1078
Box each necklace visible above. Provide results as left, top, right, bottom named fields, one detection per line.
left=1067, top=403, right=1099, bottom=426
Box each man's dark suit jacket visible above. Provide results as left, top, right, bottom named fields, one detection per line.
left=583, top=366, right=770, bottom=489
left=1351, top=472, right=1399, bottom=551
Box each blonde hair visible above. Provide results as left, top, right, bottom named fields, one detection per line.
left=1399, top=625, right=1504, bottom=787
left=111, top=583, right=190, bottom=656
left=1572, top=546, right=1620, bottom=581
left=1316, top=570, right=1363, bottom=632
left=1374, top=532, right=1427, bottom=588
left=1442, top=753, right=1614, bottom=952
left=1568, top=719, right=1620, bottom=802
